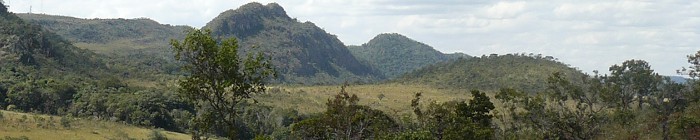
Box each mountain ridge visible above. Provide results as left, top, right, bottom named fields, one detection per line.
left=17, top=13, right=190, bottom=54
left=204, top=2, right=381, bottom=84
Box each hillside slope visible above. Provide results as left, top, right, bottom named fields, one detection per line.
left=396, top=54, right=584, bottom=93
left=0, top=6, right=105, bottom=75
left=17, top=13, right=192, bottom=83
left=348, top=33, right=468, bottom=78
left=17, top=13, right=189, bottom=54
left=204, top=2, right=380, bottom=84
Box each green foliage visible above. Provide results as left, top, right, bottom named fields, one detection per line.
left=459, top=90, right=495, bottom=127
left=679, top=50, right=700, bottom=79
left=171, top=28, right=274, bottom=139
left=59, top=115, right=71, bottom=129
left=671, top=102, right=700, bottom=139
left=495, top=72, right=608, bottom=139
left=606, top=59, right=658, bottom=110
left=398, top=54, right=583, bottom=93
left=68, top=87, right=190, bottom=132
left=407, top=90, right=496, bottom=140
left=291, top=85, right=399, bottom=139
left=148, top=129, right=169, bottom=140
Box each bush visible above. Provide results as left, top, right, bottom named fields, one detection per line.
left=60, top=116, right=71, bottom=129
left=148, top=129, right=168, bottom=140
left=2, top=136, right=30, bottom=140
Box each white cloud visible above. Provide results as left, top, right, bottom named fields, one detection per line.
left=5, top=0, right=700, bottom=76
left=480, top=1, right=527, bottom=19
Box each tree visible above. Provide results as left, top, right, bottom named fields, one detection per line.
left=648, top=77, right=686, bottom=140
left=678, top=50, right=700, bottom=79
left=679, top=50, right=700, bottom=102
left=607, top=59, right=657, bottom=110
left=409, top=90, right=495, bottom=140
left=171, top=29, right=274, bottom=139
left=291, top=85, right=399, bottom=139
left=495, top=72, right=608, bottom=139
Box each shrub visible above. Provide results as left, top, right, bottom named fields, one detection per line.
left=148, top=129, right=168, bottom=140
left=60, top=116, right=71, bottom=129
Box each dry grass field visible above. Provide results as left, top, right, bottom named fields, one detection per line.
left=0, top=110, right=190, bottom=140
left=255, top=84, right=501, bottom=117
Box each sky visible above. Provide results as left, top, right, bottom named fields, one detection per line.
left=5, top=0, right=700, bottom=76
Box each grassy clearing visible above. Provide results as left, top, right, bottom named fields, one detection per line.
left=0, top=110, right=190, bottom=140
left=256, top=84, right=501, bottom=117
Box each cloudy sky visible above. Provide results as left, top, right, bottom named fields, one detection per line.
left=5, top=0, right=699, bottom=76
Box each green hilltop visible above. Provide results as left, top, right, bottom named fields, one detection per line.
left=348, top=33, right=469, bottom=79
left=396, top=54, right=585, bottom=93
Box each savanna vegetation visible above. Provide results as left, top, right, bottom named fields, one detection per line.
left=348, top=33, right=468, bottom=79
left=3, top=1, right=700, bottom=140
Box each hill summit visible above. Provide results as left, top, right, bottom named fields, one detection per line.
left=349, top=33, right=456, bottom=78
left=205, top=2, right=379, bottom=84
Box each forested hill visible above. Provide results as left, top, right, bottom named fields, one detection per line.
left=396, top=54, right=585, bottom=93
left=16, top=13, right=189, bottom=54
left=204, top=2, right=380, bottom=84
left=348, top=33, right=469, bottom=78
left=0, top=5, right=104, bottom=75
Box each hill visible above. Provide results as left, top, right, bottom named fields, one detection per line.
left=204, top=2, right=380, bottom=84
left=17, top=13, right=190, bottom=84
left=16, top=13, right=189, bottom=54
left=348, top=33, right=469, bottom=78
left=0, top=5, right=107, bottom=77
left=396, top=54, right=585, bottom=93
left=668, top=75, right=689, bottom=84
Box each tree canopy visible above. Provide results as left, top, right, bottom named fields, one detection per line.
left=171, top=28, right=274, bottom=139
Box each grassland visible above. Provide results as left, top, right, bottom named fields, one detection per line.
left=0, top=110, right=190, bottom=140
left=255, top=84, right=500, bottom=117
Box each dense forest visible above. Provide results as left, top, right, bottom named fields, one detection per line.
left=2, top=2, right=700, bottom=140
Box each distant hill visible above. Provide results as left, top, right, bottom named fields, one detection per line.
left=204, top=2, right=379, bottom=84
left=17, top=13, right=189, bottom=54
left=348, top=33, right=469, bottom=78
left=395, top=54, right=584, bottom=93
left=17, top=14, right=203, bottom=82
left=0, top=6, right=104, bottom=75
left=668, top=76, right=689, bottom=84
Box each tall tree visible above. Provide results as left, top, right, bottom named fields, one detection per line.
left=678, top=50, right=700, bottom=102
left=649, top=77, right=686, bottom=140
left=607, top=59, right=657, bottom=110
left=679, top=50, right=700, bottom=79
left=171, top=29, right=274, bottom=139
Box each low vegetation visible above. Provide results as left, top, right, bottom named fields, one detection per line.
left=0, top=110, right=189, bottom=140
